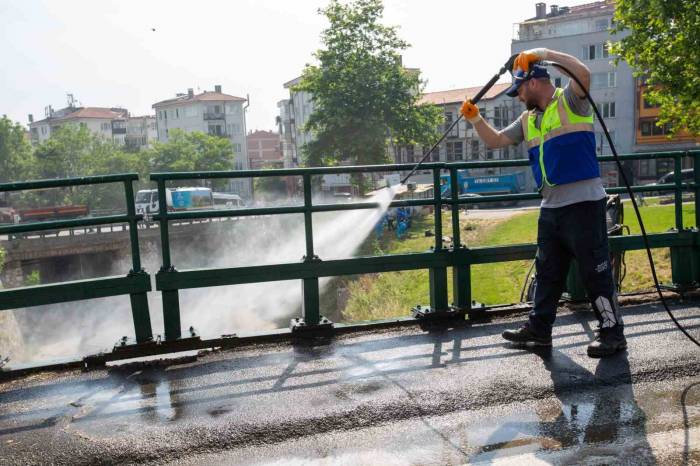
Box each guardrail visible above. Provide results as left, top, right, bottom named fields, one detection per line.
left=0, top=174, right=153, bottom=344
left=151, top=150, right=700, bottom=341
left=1, top=150, right=698, bottom=369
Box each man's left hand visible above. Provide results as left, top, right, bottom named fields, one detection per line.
left=513, top=48, right=549, bottom=72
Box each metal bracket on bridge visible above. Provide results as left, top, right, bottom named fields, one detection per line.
left=411, top=305, right=465, bottom=320
left=290, top=316, right=334, bottom=337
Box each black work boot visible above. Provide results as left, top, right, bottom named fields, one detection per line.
left=587, top=328, right=627, bottom=358
left=502, top=325, right=552, bottom=347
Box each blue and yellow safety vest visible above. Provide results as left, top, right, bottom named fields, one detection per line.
left=522, top=88, right=598, bottom=190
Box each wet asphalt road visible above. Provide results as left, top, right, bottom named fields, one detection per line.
left=2, top=301, right=700, bottom=465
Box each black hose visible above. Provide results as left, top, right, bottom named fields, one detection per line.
left=544, top=60, right=700, bottom=348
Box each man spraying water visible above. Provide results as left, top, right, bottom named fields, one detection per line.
left=460, top=48, right=626, bottom=358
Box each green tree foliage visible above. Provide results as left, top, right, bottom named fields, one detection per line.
left=295, top=0, right=442, bottom=167
left=147, top=129, right=235, bottom=189
left=613, top=0, right=700, bottom=135
left=0, top=115, right=35, bottom=183
left=32, top=124, right=144, bottom=210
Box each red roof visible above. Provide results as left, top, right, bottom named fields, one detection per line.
left=31, top=107, right=128, bottom=124
left=153, top=91, right=246, bottom=107
left=418, top=82, right=511, bottom=106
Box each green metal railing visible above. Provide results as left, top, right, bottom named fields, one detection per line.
left=0, top=174, right=153, bottom=343
left=151, top=150, right=700, bottom=340
left=1, top=151, right=698, bottom=362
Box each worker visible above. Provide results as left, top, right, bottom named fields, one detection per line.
left=460, top=48, right=625, bottom=357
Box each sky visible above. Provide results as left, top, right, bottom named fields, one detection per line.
left=0, top=0, right=585, bottom=132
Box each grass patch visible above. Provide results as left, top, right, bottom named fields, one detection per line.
left=341, top=202, right=695, bottom=322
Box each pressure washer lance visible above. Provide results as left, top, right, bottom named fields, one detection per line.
left=400, top=54, right=519, bottom=185
left=400, top=54, right=700, bottom=348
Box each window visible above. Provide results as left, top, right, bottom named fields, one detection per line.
left=643, top=96, right=660, bottom=109
left=175, top=108, right=179, bottom=119
left=591, top=72, right=616, bottom=89
left=446, top=141, right=462, bottom=161
left=406, top=145, right=415, bottom=161
left=581, top=43, right=610, bottom=61
left=602, top=102, right=616, bottom=118
left=471, top=140, right=480, bottom=160
left=502, top=146, right=509, bottom=160
left=493, top=107, right=507, bottom=128
left=595, top=18, right=609, bottom=32
left=233, top=143, right=242, bottom=153
left=454, top=141, right=463, bottom=160
left=208, top=124, right=224, bottom=136
left=640, top=119, right=671, bottom=137
left=486, top=150, right=493, bottom=160
left=158, top=111, right=162, bottom=120
left=101, top=122, right=110, bottom=131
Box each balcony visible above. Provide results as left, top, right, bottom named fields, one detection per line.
left=203, top=112, right=225, bottom=121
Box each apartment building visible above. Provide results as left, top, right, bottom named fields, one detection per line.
left=634, top=80, right=700, bottom=182
left=281, top=77, right=314, bottom=165
left=125, top=116, right=157, bottom=151
left=247, top=130, right=283, bottom=169
left=276, top=99, right=297, bottom=168
left=29, top=105, right=130, bottom=145
left=415, top=83, right=526, bottom=167
left=512, top=0, right=632, bottom=186
left=152, top=85, right=250, bottom=196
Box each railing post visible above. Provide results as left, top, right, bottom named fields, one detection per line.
left=300, top=173, right=321, bottom=327
left=124, top=179, right=153, bottom=343
left=157, top=179, right=182, bottom=340
left=450, top=166, right=470, bottom=311
left=668, top=151, right=698, bottom=290
left=429, top=167, right=449, bottom=311
left=674, top=154, right=684, bottom=231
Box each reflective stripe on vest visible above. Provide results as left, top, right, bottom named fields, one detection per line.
left=522, top=88, right=596, bottom=190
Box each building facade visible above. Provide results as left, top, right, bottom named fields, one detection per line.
left=125, top=116, right=157, bottom=151
left=247, top=130, right=283, bottom=169
left=276, top=99, right=297, bottom=168
left=633, top=80, right=700, bottom=182
left=28, top=102, right=157, bottom=152
left=29, top=106, right=129, bottom=145
left=152, top=86, right=250, bottom=196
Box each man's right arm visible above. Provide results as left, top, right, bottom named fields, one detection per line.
left=461, top=100, right=518, bottom=149
left=473, top=118, right=516, bottom=149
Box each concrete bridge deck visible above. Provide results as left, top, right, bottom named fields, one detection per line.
left=2, top=301, right=700, bottom=465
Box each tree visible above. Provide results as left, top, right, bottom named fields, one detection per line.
left=33, top=124, right=144, bottom=209
left=295, top=0, right=442, bottom=167
left=613, top=0, right=700, bottom=135
left=0, top=116, right=35, bottom=183
left=147, top=129, right=235, bottom=189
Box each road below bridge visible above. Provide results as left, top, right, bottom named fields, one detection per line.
left=2, top=300, right=700, bottom=465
